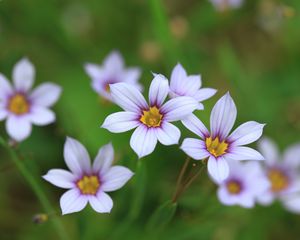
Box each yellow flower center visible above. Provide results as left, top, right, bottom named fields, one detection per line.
left=140, top=106, right=163, bottom=127
left=268, top=169, right=289, bottom=193
left=77, top=175, right=100, bottom=195
left=205, top=137, right=228, bottom=157
left=226, top=180, right=242, bottom=194
left=8, top=94, right=30, bottom=115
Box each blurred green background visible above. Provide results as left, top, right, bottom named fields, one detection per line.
left=1, top=0, right=300, bottom=239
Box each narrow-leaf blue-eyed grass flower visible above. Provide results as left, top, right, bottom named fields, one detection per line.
left=181, top=93, right=265, bottom=182
left=101, top=74, right=199, bottom=158
left=43, top=137, right=134, bottom=215
left=216, top=161, right=269, bottom=208
left=84, top=50, right=142, bottom=101
left=0, top=58, right=61, bottom=141
left=257, top=137, right=300, bottom=213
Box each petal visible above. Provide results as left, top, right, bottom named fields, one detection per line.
left=102, top=166, right=134, bottom=192
left=257, top=191, right=274, bottom=206
left=169, top=63, right=187, bottom=95
left=110, top=83, right=148, bottom=113
left=43, top=169, right=75, bottom=189
left=181, top=138, right=210, bottom=160
left=103, top=51, right=124, bottom=71
left=6, top=116, right=32, bottom=142
left=155, top=122, right=180, bottom=145
left=283, top=143, right=300, bottom=168
left=0, top=108, right=8, bottom=121
left=207, top=156, right=229, bottom=183
left=0, top=73, right=13, bottom=99
left=84, top=63, right=104, bottom=79
left=93, top=143, right=114, bottom=174
left=258, top=137, right=279, bottom=164
left=161, top=96, right=198, bottom=122
left=210, top=92, right=237, bottom=140
left=29, top=107, right=55, bottom=126
left=225, top=147, right=265, bottom=161
left=101, top=111, right=140, bottom=133
left=30, top=83, right=62, bottom=107
left=130, top=125, right=157, bottom=158
left=181, top=75, right=201, bottom=96
left=217, top=187, right=237, bottom=206
left=123, top=67, right=142, bottom=84
left=64, top=137, right=91, bottom=175
left=13, top=58, right=35, bottom=92
left=181, top=114, right=209, bottom=139
left=282, top=194, right=300, bottom=214
left=228, top=121, right=265, bottom=146
left=149, top=74, right=169, bottom=107
left=60, top=189, right=88, bottom=215
left=193, top=88, right=217, bottom=102
left=89, top=191, right=113, bottom=213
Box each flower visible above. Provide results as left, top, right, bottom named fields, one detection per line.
left=43, top=137, right=133, bottom=215
left=217, top=161, right=269, bottom=208
left=169, top=63, right=216, bottom=110
left=101, top=74, right=199, bottom=158
left=257, top=137, right=300, bottom=213
left=84, top=51, right=142, bottom=101
left=181, top=93, right=265, bottom=182
left=209, top=0, right=244, bottom=11
left=0, top=58, right=61, bottom=142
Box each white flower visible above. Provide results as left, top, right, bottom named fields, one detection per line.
left=169, top=63, right=216, bottom=110
left=43, top=137, right=134, bottom=215
left=0, top=58, right=61, bottom=141
left=181, top=93, right=265, bottom=183
left=84, top=51, right=142, bottom=101
left=257, top=137, right=300, bottom=214
left=217, top=161, right=270, bottom=208
left=209, top=0, right=244, bottom=11
left=101, top=74, right=198, bottom=158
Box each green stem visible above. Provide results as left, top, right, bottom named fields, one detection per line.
left=0, top=137, right=69, bottom=240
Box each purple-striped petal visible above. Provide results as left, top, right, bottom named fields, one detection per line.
left=130, top=125, right=157, bottom=158
left=0, top=73, right=12, bottom=99
left=228, top=121, right=265, bottom=146
left=161, top=96, right=198, bottom=122
left=88, top=191, right=113, bottom=213
left=43, top=169, right=75, bottom=189
left=149, top=74, right=169, bottom=107
left=64, top=137, right=91, bottom=175
left=6, top=116, right=32, bottom=142
left=101, top=111, right=139, bottom=133
left=193, top=88, right=217, bottom=102
left=110, top=83, right=148, bottom=113
left=102, top=166, right=134, bottom=192
left=93, top=143, right=114, bottom=174
left=12, top=58, right=35, bottom=92
left=210, top=92, right=237, bottom=140
left=30, top=83, right=62, bottom=107
left=29, top=107, right=55, bottom=126
left=60, top=188, right=88, bottom=215
left=155, top=122, right=180, bottom=145
left=170, top=63, right=187, bottom=95
left=181, top=114, right=209, bottom=139
left=207, top=156, right=229, bottom=183
left=225, top=146, right=264, bottom=161
left=181, top=138, right=210, bottom=160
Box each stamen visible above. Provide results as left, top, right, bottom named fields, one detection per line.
left=268, top=169, right=289, bottom=193
left=140, top=106, right=163, bottom=127
left=205, top=137, right=228, bottom=157
left=8, top=94, right=30, bottom=115
left=226, top=180, right=242, bottom=194
left=77, top=175, right=100, bottom=195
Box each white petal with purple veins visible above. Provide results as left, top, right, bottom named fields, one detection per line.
left=181, top=138, right=210, bottom=160
left=149, top=74, right=169, bottom=107
left=43, top=169, right=75, bottom=189
left=207, top=156, right=229, bottom=183
left=6, top=116, right=32, bottom=141
left=210, top=93, right=237, bottom=140
left=102, top=166, right=134, bottom=192
left=60, top=188, right=88, bottom=215
left=193, top=88, right=217, bottom=102
left=93, top=143, right=114, bottom=174
left=228, top=121, right=265, bottom=146
left=0, top=73, right=12, bottom=99
left=89, top=191, right=113, bottom=213
left=181, top=75, right=201, bottom=96
left=130, top=125, right=157, bottom=158
left=110, top=83, right=148, bottom=113
left=155, top=122, right=180, bottom=145
left=181, top=114, right=209, bottom=139
left=29, top=107, right=55, bottom=125
left=13, top=58, right=35, bottom=92
left=64, top=137, right=91, bottom=175
left=30, top=83, right=62, bottom=107
left=170, top=63, right=187, bottom=95
left=162, top=96, right=198, bottom=122
left=225, top=146, right=264, bottom=161
left=101, top=111, right=140, bottom=133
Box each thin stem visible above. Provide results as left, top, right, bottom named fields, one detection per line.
left=0, top=137, right=69, bottom=240
left=172, top=157, right=190, bottom=203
